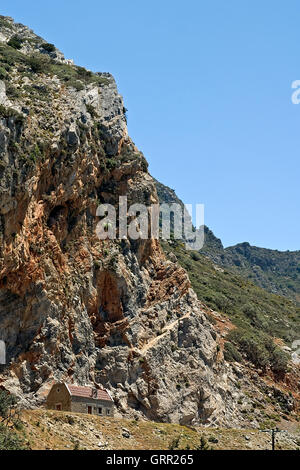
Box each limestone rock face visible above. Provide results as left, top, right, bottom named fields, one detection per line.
left=0, top=16, right=277, bottom=428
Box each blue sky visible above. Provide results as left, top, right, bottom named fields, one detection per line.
left=1, top=0, right=299, bottom=250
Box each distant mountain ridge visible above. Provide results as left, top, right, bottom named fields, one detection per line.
left=154, top=179, right=300, bottom=304
left=206, top=241, right=300, bottom=304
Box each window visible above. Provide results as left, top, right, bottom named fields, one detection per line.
left=98, top=407, right=102, bottom=415
left=56, top=388, right=60, bottom=393
left=106, top=409, right=110, bottom=416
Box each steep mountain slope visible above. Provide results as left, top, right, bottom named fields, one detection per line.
left=0, top=16, right=299, bottom=432
left=162, top=240, right=300, bottom=368
left=0, top=15, right=257, bottom=429
left=156, top=182, right=300, bottom=411
left=155, top=180, right=300, bottom=304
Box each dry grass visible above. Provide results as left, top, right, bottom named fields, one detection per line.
left=17, top=409, right=300, bottom=450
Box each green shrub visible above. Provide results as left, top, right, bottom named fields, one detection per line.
left=0, top=390, right=17, bottom=420
left=269, top=345, right=289, bottom=374
left=0, top=66, right=7, bottom=79
left=13, top=419, right=24, bottom=431
left=0, top=17, right=13, bottom=29
left=0, top=423, right=26, bottom=450
left=28, top=55, right=50, bottom=74
left=168, top=436, right=180, bottom=450
left=242, top=303, right=257, bottom=320
left=41, top=42, right=55, bottom=53
left=0, top=105, right=25, bottom=124
left=228, top=328, right=289, bottom=373
left=191, top=251, right=201, bottom=261
left=67, top=79, right=84, bottom=91
left=0, top=43, right=26, bottom=69
left=0, top=390, right=26, bottom=449
left=7, top=35, right=23, bottom=50
left=29, top=143, right=43, bottom=163
left=195, top=435, right=211, bottom=450
left=242, top=303, right=270, bottom=331
left=5, top=82, right=20, bottom=98
left=76, top=66, right=92, bottom=78
left=203, top=291, right=232, bottom=314
left=229, top=329, right=269, bottom=369
left=224, top=341, right=242, bottom=362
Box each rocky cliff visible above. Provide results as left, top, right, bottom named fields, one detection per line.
left=0, top=16, right=298, bottom=429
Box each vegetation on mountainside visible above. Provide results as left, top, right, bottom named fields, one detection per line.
left=0, top=104, right=25, bottom=122
left=0, top=17, right=13, bottom=29
left=155, top=183, right=299, bottom=373
left=41, top=42, right=56, bottom=53
left=201, top=233, right=300, bottom=305
left=161, top=240, right=300, bottom=373
left=0, top=390, right=26, bottom=450
left=0, top=40, right=127, bottom=170
left=7, top=35, right=23, bottom=50
left=169, top=434, right=211, bottom=450
left=0, top=42, right=109, bottom=90
left=155, top=180, right=300, bottom=305
left=219, top=243, right=300, bottom=305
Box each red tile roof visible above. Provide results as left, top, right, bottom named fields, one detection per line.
left=65, top=384, right=113, bottom=402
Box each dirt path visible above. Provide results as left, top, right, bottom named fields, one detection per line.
left=140, top=312, right=191, bottom=353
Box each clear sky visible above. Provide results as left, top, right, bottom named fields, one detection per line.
left=1, top=0, right=299, bottom=250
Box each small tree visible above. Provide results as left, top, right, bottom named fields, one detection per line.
left=0, top=390, right=26, bottom=450
left=195, top=435, right=211, bottom=450
left=0, top=424, right=26, bottom=450
left=0, top=390, right=17, bottom=426
left=168, top=435, right=181, bottom=450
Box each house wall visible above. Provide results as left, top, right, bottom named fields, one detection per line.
left=46, top=383, right=71, bottom=411
left=70, top=396, right=114, bottom=416
left=46, top=383, right=114, bottom=416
